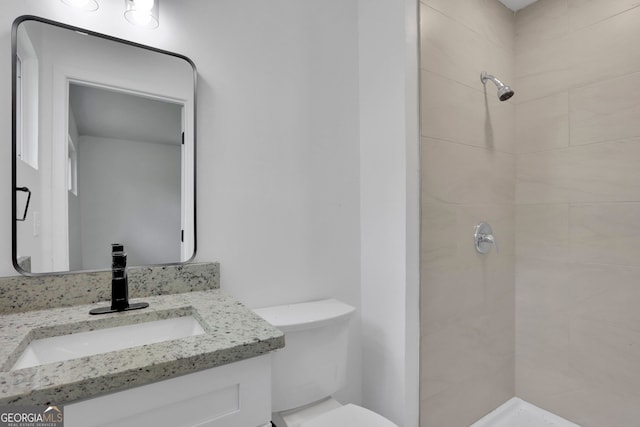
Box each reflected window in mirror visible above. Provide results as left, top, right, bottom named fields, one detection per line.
left=15, top=24, right=39, bottom=170
left=67, top=136, right=78, bottom=196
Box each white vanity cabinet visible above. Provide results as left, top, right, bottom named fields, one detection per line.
left=65, top=354, right=272, bottom=427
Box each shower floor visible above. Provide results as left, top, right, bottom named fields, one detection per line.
left=470, top=398, right=580, bottom=427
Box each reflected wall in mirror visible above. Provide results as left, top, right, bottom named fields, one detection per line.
left=12, top=16, right=197, bottom=275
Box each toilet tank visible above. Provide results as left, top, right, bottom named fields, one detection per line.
left=254, top=299, right=355, bottom=412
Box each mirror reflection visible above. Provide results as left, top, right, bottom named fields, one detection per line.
left=12, top=17, right=196, bottom=274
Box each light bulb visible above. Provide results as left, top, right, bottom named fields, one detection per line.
left=131, top=11, right=152, bottom=25
left=124, top=0, right=159, bottom=28
left=135, top=0, right=154, bottom=12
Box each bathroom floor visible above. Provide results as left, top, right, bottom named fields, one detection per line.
left=470, top=398, right=581, bottom=427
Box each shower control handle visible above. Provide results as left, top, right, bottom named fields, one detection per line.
left=474, top=222, right=498, bottom=254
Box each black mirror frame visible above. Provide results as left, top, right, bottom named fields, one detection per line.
left=11, top=15, right=197, bottom=276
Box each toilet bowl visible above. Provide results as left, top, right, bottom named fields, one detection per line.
left=271, top=396, right=397, bottom=427
left=254, top=299, right=398, bottom=427
left=301, top=402, right=398, bottom=427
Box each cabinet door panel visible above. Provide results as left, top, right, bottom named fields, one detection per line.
left=65, top=355, right=272, bottom=427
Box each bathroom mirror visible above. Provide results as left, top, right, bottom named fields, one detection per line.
left=12, top=16, right=196, bottom=275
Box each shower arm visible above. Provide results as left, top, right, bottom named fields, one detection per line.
left=480, top=71, right=504, bottom=88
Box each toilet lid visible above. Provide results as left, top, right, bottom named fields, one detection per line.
left=300, top=404, right=398, bottom=427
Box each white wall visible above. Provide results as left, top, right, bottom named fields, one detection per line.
left=358, top=0, right=420, bottom=426
left=173, top=0, right=364, bottom=404
left=0, top=0, right=360, bottom=302
left=0, top=0, right=364, bottom=406
left=0, top=0, right=419, bottom=421
left=77, top=135, right=181, bottom=268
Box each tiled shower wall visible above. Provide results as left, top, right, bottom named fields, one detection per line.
left=421, top=0, right=640, bottom=426
left=515, top=1, right=640, bottom=426
left=419, top=1, right=516, bottom=426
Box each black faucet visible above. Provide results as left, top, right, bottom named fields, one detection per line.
left=90, top=243, right=149, bottom=315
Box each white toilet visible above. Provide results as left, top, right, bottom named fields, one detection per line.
left=254, top=299, right=398, bottom=427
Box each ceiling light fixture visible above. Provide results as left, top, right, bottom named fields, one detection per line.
left=124, top=0, right=159, bottom=29
left=60, top=0, right=99, bottom=12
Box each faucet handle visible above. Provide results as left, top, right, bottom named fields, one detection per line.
left=473, top=222, right=498, bottom=254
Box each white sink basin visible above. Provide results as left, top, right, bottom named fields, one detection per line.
left=12, top=316, right=205, bottom=370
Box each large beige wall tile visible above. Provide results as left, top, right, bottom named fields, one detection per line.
left=516, top=310, right=574, bottom=400
left=422, top=137, right=515, bottom=204
left=569, top=0, right=640, bottom=31
left=516, top=258, right=572, bottom=400
left=570, top=203, right=640, bottom=266
left=570, top=72, right=640, bottom=146
left=421, top=357, right=514, bottom=427
left=420, top=5, right=487, bottom=88
left=516, top=356, right=578, bottom=405
left=515, top=34, right=572, bottom=102
left=518, top=139, right=640, bottom=204
left=516, top=148, right=572, bottom=204
left=421, top=298, right=514, bottom=397
left=569, top=317, right=640, bottom=399
left=516, top=0, right=568, bottom=43
left=516, top=92, right=569, bottom=154
left=515, top=0, right=571, bottom=102
left=422, top=0, right=486, bottom=33
left=516, top=257, right=572, bottom=312
left=565, top=262, right=628, bottom=305
left=423, top=0, right=515, bottom=51
left=514, top=2, right=640, bottom=425
left=420, top=5, right=514, bottom=91
left=421, top=70, right=515, bottom=152
left=517, top=5, right=640, bottom=102
left=568, top=138, right=640, bottom=202
left=421, top=314, right=514, bottom=427
left=547, top=386, right=640, bottom=427
left=516, top=204, right=569, bottom=260
left=567, top=263, right=640, bottom=333
left=516, top=259, right=640, bottom=420
left=479, top=0, right=516, bottom=52
left=517, top=317, right=569, bottom=390
left=568, top=6, right=640, bottom=88
left=422, top=255, right=515, bottom=332
left=421, top=70, right=483, bottom=143
left=515, top=259, right=640, bottom=419
left=421, top=262, right=492, bottom=334
left=420, top=202, right=458, bottom=266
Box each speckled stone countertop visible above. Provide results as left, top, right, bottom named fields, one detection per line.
left=0, top=263, right=220, bottom=314
left=0, top=289, right=284, bottom=405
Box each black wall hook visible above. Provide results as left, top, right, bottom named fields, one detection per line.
left=15, top=186, right=31, bottom=222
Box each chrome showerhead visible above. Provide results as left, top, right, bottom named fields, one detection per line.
left=481, top=71, right=514, bottom=101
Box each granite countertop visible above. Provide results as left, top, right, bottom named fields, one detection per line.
left=0, top=289, right=284, bottom=405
